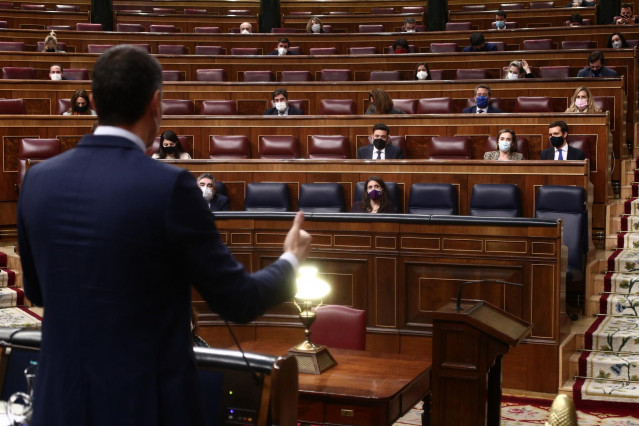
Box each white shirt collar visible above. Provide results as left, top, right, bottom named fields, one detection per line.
left=93, top=126, right=147, bottom=152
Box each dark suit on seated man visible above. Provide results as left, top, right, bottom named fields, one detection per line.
left=461, top=84, right=503, bottom=113
left=356, top=122, right=405, bottom=159
left=197, top=173, right=231, bottom=212
left=264, top=88, right=305, bottom=115
left=540, top=119, right=586, bottom=160
left=267, top=37, right=297, bottom=55
left=17, top=45, right=312, bottom=426
left=462, top=32, right=499, bottom=52
left=576, top=50, right=619, bottom=77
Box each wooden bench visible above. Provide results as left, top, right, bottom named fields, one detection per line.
left=448, top=6, right=597, bottom=29
left=281, top=12, right=424, bottom=33
left=0, top=9, right=90, bottom=29
left=113, top=11, right=260, bottom=33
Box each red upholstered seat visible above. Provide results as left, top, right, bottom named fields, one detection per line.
left=161, top=99, right=194, bottom=115
left=55, top=4, right=79, bottom=11
left=242, top=70, right=274, bottom=82
left=358, top=24, right=383, bottom=32
left=319, top=69, right=352, bottom=81
left=200, top=100, right=237, bottom=115
left=311, top=305, right=366, bottom=351
left=0, top=21, right=7, bottom=28
left=430, top=43, right=457, bottom=53
left=19, top=138, right=61, bottom=187
left=209, top=135, right=250, bottom=159
left=499, top=2, right=524, bottom=9
left=514, top=96, right=553, bottom=112
left=76, top=23, right=103, bottom=31
left=47, top=25, right=72, bottom=30
left=309, top=47, right=337, bottom=55
left=161, top=70, right=185, bottom=81
left=289, top=11, right=312, bottom=15
left=561, top=40, right=595, bottom=50
left=522, top=39, right=553, bottom=50
left=132, top=44, right=151, bottom=52
left=287, top=46, right=303, bottom=54
left=0, top=99, right=26, bottom=114
left=194, top=27, right=221, bottom=33
left=184, top=8, right=207, bottom=14
left=152, top=7, right=175, bottom=13
left=21, top=3, right=45, bottom=10
left=348, top=46, right=377, bottom=55
left=445, top=22, right=471, bottom=31
left=227, top=9, right=251, bottom=15
left=258, top=136, right=300, bottom=159
left=194, top=46, right=224, bottom=55
left=455, top=69, right=489, bottom=80
left=37, top=41, right=67, bottom=51
left=428, top=136, right=471, bottom=159
left=485, top=136, right=529, bottom=159
left=462, top=5, right=486, bottom=10
left=150, top=24, right=179, bottom=33
left=308, top=135, right=349, bottom=159
left=367, top=135, right=406, bottom=152
left=319, top=99, right=356, bottom=115
left=196, top=69, right=226, bottom=82
left=280, top=70, right=312, bottom=82
left=539, top=66, right=570, bottom=78
left=56, top=99, right=70, bottom=115
left=0, top=2, right=12, bottom=9
left=371, top=7, right=394, bottom=14
left=0, top=42, right=26, bottom=51
left=63, top=68, right=90, bottom=80
left=392, top=99, right=417, bottom=114
left=566, top=135, right=591, bottom=159
left=529, top=1, right=554, bottom=7
left=369, top=71, right=401, bottom=81
left=158, top=45, right=188, bottom=55
left=328, top=11, right=350, bottom=15
left=87, top=44, right=114, bottom=54
left=2, top=67, right=35, bottom=79
left=401, top=6, right=424, bottom=13
left=417, top=97, right=454, bottom=114
left=230, top=47, right=260, bottom=55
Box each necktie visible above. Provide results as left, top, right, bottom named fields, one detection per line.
left=376, top=150, right=382, bottom=159
left=558, top=149, right=564, bottom=160
left=278, top=112, right=284, bottom=116
left=478, top=109, right=484, bottom=113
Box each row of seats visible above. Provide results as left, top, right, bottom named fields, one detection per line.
left=0, top=2, right=81, bottom=11
left=445, top=20, right=592, bottom=31
left=115, top=6, right=424, bottom=14
left=460, top=2, right=561, bottom=10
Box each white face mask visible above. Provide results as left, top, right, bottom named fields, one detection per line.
left=241, top=29, right=250, bottom=34
left=277, top=47, right=287, bottom=55
left=50, top=73, right=62, bottom=81
left=405, top=28, right=415, bottom=33
left=311, top=24, right=321, bottom=33
left=274, top=101, right=287, bottom=112
left=416, top=71, right=428, bottom=80
left=498, top=140, right=512, bottom=152
left=612, top=40, right=622, bottom=48
left=201, top=186, right=213, bottom=201
left=507, top=72, right=519, bottom=80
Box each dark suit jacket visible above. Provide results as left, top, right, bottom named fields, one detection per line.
left=461, top=105, right=503, bottom=113
left=461, top=43, right=498, bottom=52
left=540, top=145, right=586, bottom=160
left=267, top=50, right=297, bottom=55
left=264, top=106, right=304, bottom=115
left=17, top=134, right=296, bottom=426
left=357, top=144, right=405, bottom=159
left=576, top=66, right=618, bottom=77
left=209, top=193, right=230, bottom=211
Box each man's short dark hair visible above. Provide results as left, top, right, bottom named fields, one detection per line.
left=588, top=50, right=605, bottom=65
left=278, top=37, right=290, bottom=45
left=570, top=13, right=583, bottom=24
left=50, top=64, right=63, bottom=73
left=392, top=38, right=409, bottom=50
left=197, top=173, right=215, bottom=183
left=474, top=84, right=492, bottom=97
left=91, top=45, right=162, bottom=126
left=272, top=88, right=289, bottom=100
left=404, top=17, right=416, bottom=24
left=622, top=3, right=633, bottom=12
left=549, top=120, right=569, bottom=134
left=496, top=10, right=507, bottom=18
left=373, top=123, right=390, bottom=134
left=469, top=32, right=486, bottom=47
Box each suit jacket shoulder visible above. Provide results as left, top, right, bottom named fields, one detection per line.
left=461, top=106, right=475, bottom=113
left=357, top=145, right=373, bottom=159
left=568, top=146, right=586, bottom=160
left=540, top=147, right=555, bottom=160
left=386, top=145, right=405, bottom=159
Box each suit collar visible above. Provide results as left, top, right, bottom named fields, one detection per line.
left=77, top=134, right=145, bottom=151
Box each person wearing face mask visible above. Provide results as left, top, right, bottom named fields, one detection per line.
left=607, top=32, right=629, bottom=48
left=357, top=123, right=405, bottom=159
left=540, top=120, right=586, bottom=160
left=462, top=32, right=498, bottom=52
left=402, top=17, right=419, bottom=32
left=264, top=88, right=304, bottom=115
left=239, top=22, right=252, bottom=34
left=197, top=173, right=230, bottom=212
left=462, top=85, right=503, bottom=113
left=63, top=88, right=97, bottom=116
left=576, top=51, right=619, bottom=77
left=152, top=130, right=191, bottom=159
left=483, top=129, right=524, bottom=160
left=306, top=17, right=324, bottom=33
left=366, top=88, right=406, bottom=114
left=565, top=86, right=602, bottom=113
left=504, top=60, right=535, bottom=79
left=392, top=38, right=410, bottom=54
left=413, top=63, right=432, bottom=81
left=493, top=10, right=507, bottom=30
left=350, top=176, right=396, bottom=213
left=267, top=37, right=297, bottom=55
left=49, top=64, right=65, bottom=81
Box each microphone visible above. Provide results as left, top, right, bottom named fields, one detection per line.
left=454, top=280, right=523, bottom=311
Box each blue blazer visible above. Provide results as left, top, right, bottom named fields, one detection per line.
left=264, top=106, right=304, bottom=115
left=357, top=144, right=405, bottom=159
left=461, top=105, right=503, bottom=113
left=17, top=135, right=296, bottom=426
left=576, top=66, right=618, bottom=77
left=462, top=43, right=499, bottom=52
left=540, top=145, right=586, bottom=160
left=209, top=193, right=230, bottom=211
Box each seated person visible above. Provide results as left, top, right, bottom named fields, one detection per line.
left=267, top=37, right=297, bottom=55
left=64, top=89, right=97, bottom=116
left=462, top=32, right=499, bottom=52
left=505, top=60, right=535, bottom=79
left=357, top=123, right=405, bottom=159
left=264, top=88, right=304, bottom=115
left=392, top=38, right=410, bottom=54
left=306, top=17, right=325, bottom=33
left=484, top=128, right=524, bottom=160
left=197, top=173, right=230, bottom=212
left=565, top=86, right=602, bottom=113
left=403, top=17, right=418, bottom=32
left=366, top=88, right=406, bottom=114
left=615, top=3, right=639, bottom=24
left=607, top=32, right=629, bottom=48
left=414, top=63, right=432, bottom=80
left=240, top=22, right=252, bottom=33
left=569, top=13, right=583, bottom=26
left=462, top=85, right=503, bottom=113
left=494, top=10, right=507, bottom=30
left=540, top=120, right=586, bottom=160
left=564, top=0, right=595, bottom=7
left=49, top=64, right=64, bottom=81
left=350, top=176, right=396, bottom=213
left=576, top=51, right=618, bottom=77
left=152, top=130, right=191, bottom=159
left=43, top=30, right=60, bottom=52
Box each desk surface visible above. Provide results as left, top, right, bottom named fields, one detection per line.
left=239, top=341, right=431, bottom=425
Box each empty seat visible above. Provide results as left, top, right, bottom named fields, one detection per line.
left=308, top=135, right=349, bottom=159
left=161, top=99, right=194, bottom=115
left=392, top=99, right=417, bottom=114
left=561, top=40, right=595, bottom=50
left=485, top=136, right=529, bottom=159
left=429, top=70, right=444, bottom=80
left=289, top=11, right=312, bottom=15
left=196, top=69, right=226, bottom=82
left=298, top=183, right=345, bottom=212
left=417, top=97, right=454, bottom=114
left=152, top=7, right=175, bottom=13
left=566, top=135, right=591, bottom=159
left=445, top=22, right=471, bottom=31
left=0, top=21, right=6, bottom=28
left=47, top=25, right=72, bottom=30
left=319, top=69, right=352, bottom=82
left=565, top=18, right=592, bottom=25
left=133, top=44, right=151, bottom=53
left=194, top=27, right=221, bottom=33
left=428, top=136, right=471, bottom=159
left=244, top=183, right=290, bottom=211
left=328, top=11, right=351, bottom=15
left=469, top=184, right=521, bottom=217
left=116, top=23, right=145, bottom=32
left=491, top=41, right=506, bottom=51
left=227, top=9, right=251, bottom=15
left=288, top=100, right=305, bottom=112
left=354, top=181, right=402, bottom=212
left=319, top=99, right=356, bottom=115
left=499, top=3, right=524, bottom=9
left=21, top=3, right=45, bottom=10
left=430, top=43, right=457, bottom=53
left=522, top=39, right=553, bottom=50
left=369, top=71, right=401, bottom=81
left=149, top=24, right=179, bottom=33
left=538, top=66, right=570, bottom=78
left=200, top=100, right=237, bottom=115
left=462, top=4, right=486, bottom=10
left=0, top=2, right=12, bottom=9
left=161, top=70, right=185, bottom=81
left=56, top=98, right=70, bottom=115
left=63, top=68, right=89, bottom=80
left=309, top=47, right=337, bottom=55
left=19, top=138, right=61, bottom=186
left=358, top=24, right=383, bottom=32
left=76, top=23, right=103, bottom=31
left=490, top=21, right=517, bottom=29
left=371, top=7, right=394, bottom=13
left=0, top=41, right=26, bottom=52
left=408, top=183, right=458, bottom=215
left=259, top=136, right=300, bottom=159
left=194, top=46, right=224, bottom=55
left=209, top=135, right=250, bottom=159
left=184, top=8, right=207, bottom=14
left=280, top=70, right=312, bottom=82
left=87, top=44, right=114, bottom=54
left=311, top=305, right=366, bottom=350
left=401, top=6, right=425, bottom=13
left=2, top=67, right=35, bottom=79
left=626, top=39, right=639, bottom=48
left=287, top=46, right=303, bottom=55
left=158, top=45, right=188, bottom=55
left=348, top=47, right=377, bottom=55
left=0, top=99, right=26, bottom=114
left=529, top=1, right=554, bottom=7
left=455, top=69, right=489, bottom=80
left=242, top=71, right=274, bottom=82
left=230, top=47, right=260, bottom=55
left=37, top=41, right=67, bottom=51
left=514, top=96, right=553, bottom=112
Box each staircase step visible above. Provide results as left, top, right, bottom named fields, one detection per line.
left=559, top=379, right=575, bottom=398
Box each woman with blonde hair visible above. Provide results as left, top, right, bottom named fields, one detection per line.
left=306, top=17, right=324, bottom=33
left=504, top=59, right=535, bottom=79
left=365, top=88, right=406, bottom=114
left=43, top=30, right=58, bottom=52
left=565, top=86, right=602, bottom=113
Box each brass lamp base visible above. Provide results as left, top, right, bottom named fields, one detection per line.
left=288, top=344, right=337, bottom=375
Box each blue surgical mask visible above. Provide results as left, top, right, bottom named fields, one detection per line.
left=476, top=95, right=489, bottom=108
left=495, top=20, right=505, bottom=29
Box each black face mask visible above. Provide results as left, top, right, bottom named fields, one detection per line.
left=45, top=48, right=56, bottom=52
left=163, top=146, right=176, bottom=154
left=373, top=138, right=387, bottom=150
left=591, top=67, right=603, bottom=77
left=75, top=104, right=89, bottom=113
left=550, top=136, right=564, bottom=148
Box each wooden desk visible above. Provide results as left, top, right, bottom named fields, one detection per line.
left=448, top=6, right=597, bottom=29
left=0, top=9, right=90, bottom=30
left=113, top=11, right=259, bottom=33
left=238, top=341, right=431, bottom=426
left=282, top=12, right=424, bottom=33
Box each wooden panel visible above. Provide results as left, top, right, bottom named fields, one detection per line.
left=114, top=11, right=259, bottom=33
left=0, top=10, right=89, bottom=30
left=449, top=6, right=597, bottom=29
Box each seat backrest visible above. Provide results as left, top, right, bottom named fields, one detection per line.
left=319, top=99, right=356, bottom=115
left=369, top=71, right=401, bottom=81
left=63, top=68, right=89, bottom=80
left=209, top=135, right=250, bottom=159
left=152, top=7, right=175, bottom=13
left=271, top=27, right=298, bottom=33
left=626, top=39, right=639, bottom=48
left=462, top=4, right=486, bottom=10
left=401, top=6, right=424, bottom=13
left=200, top=100, right=237, bottom=115
left=311, top=305, right=366, bottom=350
left=445, top=22, right=471, bottom=31
left=358, top=24, right=384, bottom=33
left=2, top=67, right=35, bottom=79
left=287, top=46, right=303, bottom=55
left=455, top=69, right=489, bottom=80
left=491, top=41, right=506, bottom=51
left=0, top=1, right=13, bottom=8
left=76, top=23, right=103, bottom=31
left=561, top=40, right=595, bottom=50
left=259, top=136, right=300, bottom=159
left=47, top=25, right=72, bottom=30
left=391, top=99, right=417, bottom=114
left=55, top=4, right=78, bottom=11
left=243, top=70, right=274, bottom=82
left=522, top=38, right=553, bottom=50
left=194, top=45, right=224, bottom=55
left=408, top=183, right=458, bottom=215
left=37, top=41, right=67, bottom=51
left=500, top=2, right=524, bottom=9
left=287, top=100, right=305, bottom=113
left=349, top=46, right=377, bottom=55
left=21, top=3, right=45, bottom=10
left=230, top=47, right=260, bottom=55
left=485, top=136, right=529, bottom=159
left=514, top=96, right=553, bottom=113
left=280, top=70, right=312, bottom=82
left=308, top=135, right=349, bottom=159
left=371, top=7, right=394, bottom=13
left=149, top=24, right=179, bottom=33
left=429, top=70, right=444, bottom=80
left=309, top=47, right=337, bottom=55
left=196, top=68, right=227, bottom=82
left=194, top=27, right=221, bottom=33
left=298, top=183, right=345, bottom=212
left=529, top=1, right=554, bottom=7
left=161, top=99, right=195, bottom=115
left=56, top=98, right=70, bottom=115
left=227, top=9, right=251, bottom=14
left=19, top=138, right=61, bottom=186
left=244, top=183, right=290, bottom=211
left=366, top=135, right=406, bottom=152
left=289, top=11, right=312, bottom=15
left=428, top=136, right=471, bottom=159
left=417, top=97, right=454, bottom=114
left=87, top=44, right=114, bottom=54
left=469, top=184, right=521, bottom=217
left=0, top=42, right=26, bottom=52
left=354, top=181, right=402, bottom=212
left=319, top=69, right=352, bottom=82
left=566, top=135, right=591, bottom=159
left=0, top=99, right=26, bottom=114
left=116, top=23, right=145, bottom=32
left=538, top=66, right=570, bottom=78
left=158, top=45, right=188, bottom=55
left=161, top=70, right=185, bottom=81
left=131, top=44, right=151, bottom=52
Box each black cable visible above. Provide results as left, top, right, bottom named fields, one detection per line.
left=224, top=320, right=261, bottom=384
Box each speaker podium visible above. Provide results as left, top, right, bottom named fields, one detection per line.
left=429, top=299, right=533, bottom=426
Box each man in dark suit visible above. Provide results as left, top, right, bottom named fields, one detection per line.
left=267, top=37, right=297, bottom=55
left=540, top=120, right=587, bottom=160
left=462, top=32, right=499, bottom=52
left=576, top=51, right=619, bottom=77
left=357, top=122, right=405, bottom=159
left=264, top=88, right=304, bottom=115
left=197, top=173, right=230, bottom=212
left=461, top=85, right=503, bottom=113
left=17, top=45, right=312, bottom=426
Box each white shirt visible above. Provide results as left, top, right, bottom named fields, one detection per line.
left=553, top=145, right=567, bottom=160
left=278, top=107, right=290, bottom=116
left=476, top=108, right=487, bottom=113
left=372, top=149, right=386, bottom=159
